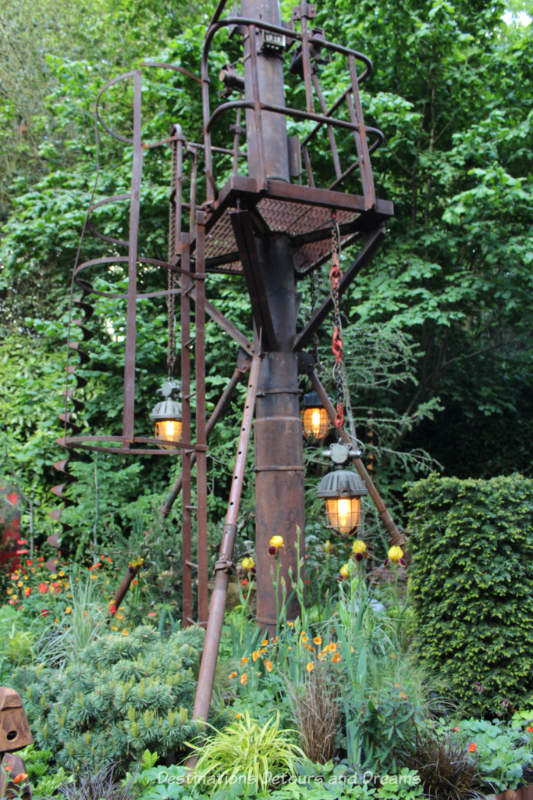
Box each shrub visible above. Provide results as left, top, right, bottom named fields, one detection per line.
left=13, top=624, right=204, bottom=775
left=407, top=473, right=533, bottom=716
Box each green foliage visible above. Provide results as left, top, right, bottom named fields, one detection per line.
left=453, top=717, right=532, bottom=792
left=407, top=473, right=533, bottom=715
left=189, top=710, right=305, bottom=792
left=17, top=745, right=73, bottom=799
left=13, top=624, right=204, bottom=775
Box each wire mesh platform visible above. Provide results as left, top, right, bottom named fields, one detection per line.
left=201, top=176, right=393, bottom=275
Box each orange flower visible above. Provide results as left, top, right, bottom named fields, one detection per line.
left=229, top=671, right=238, bottom=679
left=12, top=773, right=28, bottom=784
left=24, top=587, right=31, bottom=597
left=331, top=652, right=341, bottom=663
left=240, top=656, right=248, bottom=665
left=313, top=636, right=322, bottom=646
left=265, top=660, right=273, bottom=673
left=240, top=673, right=248, bottom=685
left=306, top=662, right=314, bottom=673
left=468, top=742, right=477, bottom=753
left=261, top=639, right=269, bottom=647
left=65, top=606, right=72, bottom=614
left=527, top=725, right=533, bottom=733
left=252, top=650, right=261, bottom=662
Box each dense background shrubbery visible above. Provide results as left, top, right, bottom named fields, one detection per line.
left=407, top=473, right=533, bottom=716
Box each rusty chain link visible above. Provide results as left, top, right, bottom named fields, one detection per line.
left=329, top=212, right=345, bottom=429
left=167, top=137, right=178, bottom=378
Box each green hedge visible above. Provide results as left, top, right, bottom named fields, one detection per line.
left=406, top=473, right=533, bottom=717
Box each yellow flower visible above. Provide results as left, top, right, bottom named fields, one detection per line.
left=324, top=539, right=334, bottom=555
left=387, top=546, right=404, bottom=564
left=339, top=563, right=350, bottom=580
left=240, top=673, right=248, bottom=685
left=313, top=636, right=322, bottom=646
left=268, top=535, right=284, bottom=554
left=235, top=712, right=242, bottom=719
left=65, top=606, right=72, bottom=614
left=261, top=639, right=269, bottom=647
left=306, top=662, right=314, bottom=673
left=252, top=650, right=261, bottom=662
left=17, top=581, right=23, bottom=587
left=241, top=557, right=255, bottom=572
left=286, top=620, right=294, bottom=627
left=58, top=570, right=65, bottom=577
left=352, top=539, right=367, bottom=555
left=129, top=556, right=144, bottom=568
left=265, top=660, right=273, bottom=672
left=301, top=634, right=309, bottom=644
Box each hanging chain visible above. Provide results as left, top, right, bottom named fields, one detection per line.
left=167, top=137, right=178, bottom=378
left=310, top=265, right=322, bottom=374
left=329, top=212, right=344, bottom=429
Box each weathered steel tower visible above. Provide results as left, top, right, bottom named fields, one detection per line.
left=54, top=0, right=402, bottom=721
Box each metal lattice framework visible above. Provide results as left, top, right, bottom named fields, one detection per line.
left=53, top=0, right=404, bottom=712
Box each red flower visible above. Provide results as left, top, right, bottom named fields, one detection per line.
left=147, top=612, right=157, bottom=618
left=6, top=493, right=18, bottom=506
left=26, top=560, right=32, bottom=567
left=241, top=579, right=249, bottom=586
left=24, top=587, right=31, bottom=597
left=40, top=609, right=50, bottom=617
left=109, top=604, right=117, bottom=615
left=38, top=582, right=48, bottom=593
left=468, top=743, right=477, bottom=753
left=16, top=538, right=27, bottom=545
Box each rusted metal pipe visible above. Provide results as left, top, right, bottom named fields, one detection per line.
left=109, top=564, right=140, bottom=616
left=309, top=370, right=405, bottom=546
left=192, top=352, right=261, bottom=723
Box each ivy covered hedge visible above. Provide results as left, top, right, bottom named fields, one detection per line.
left=406, top=473, right=533, bottom=717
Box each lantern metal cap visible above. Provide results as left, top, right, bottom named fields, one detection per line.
left=316, top=469, right=368, bottom=499
left=302, top=390, right=323, bottom=409
left=150, top=378, right=182, bottom=421
left=150, top=398, right=182, bottom=422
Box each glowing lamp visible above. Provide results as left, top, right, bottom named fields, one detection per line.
left=301, top=391, right=330, bottom=441
left=316, top=443, right=368, bottom=535
left=150, top=379, right=182, bottom=449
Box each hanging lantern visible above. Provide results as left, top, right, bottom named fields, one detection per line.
left=301, top=390, right=330, bottom=441
left=316, top=443, right=368, bottom=535
left=150, top=379, right=182, bottom=449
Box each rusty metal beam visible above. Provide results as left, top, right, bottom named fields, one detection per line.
left=230, top=209, right=278, bottom=349
left=187, top=285, right=254, bottom=356
left=309, top=370, right=405, bottom=546
left=192, top=351, right=261, bottom=723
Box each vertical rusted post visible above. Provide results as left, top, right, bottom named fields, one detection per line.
left=242, top=0, right=289, bottom=183
left=123, top=70, right=143, bottom=444
left=192, top=353, right=261, bottom=723
left=241, top=0, right=304, bottom=633
left=181, top=242, right=194, bottom=626
left=195, top=213, right=209, bottom=625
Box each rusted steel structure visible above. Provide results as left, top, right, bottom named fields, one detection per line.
left=54, top=0, right=401, bottom=712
